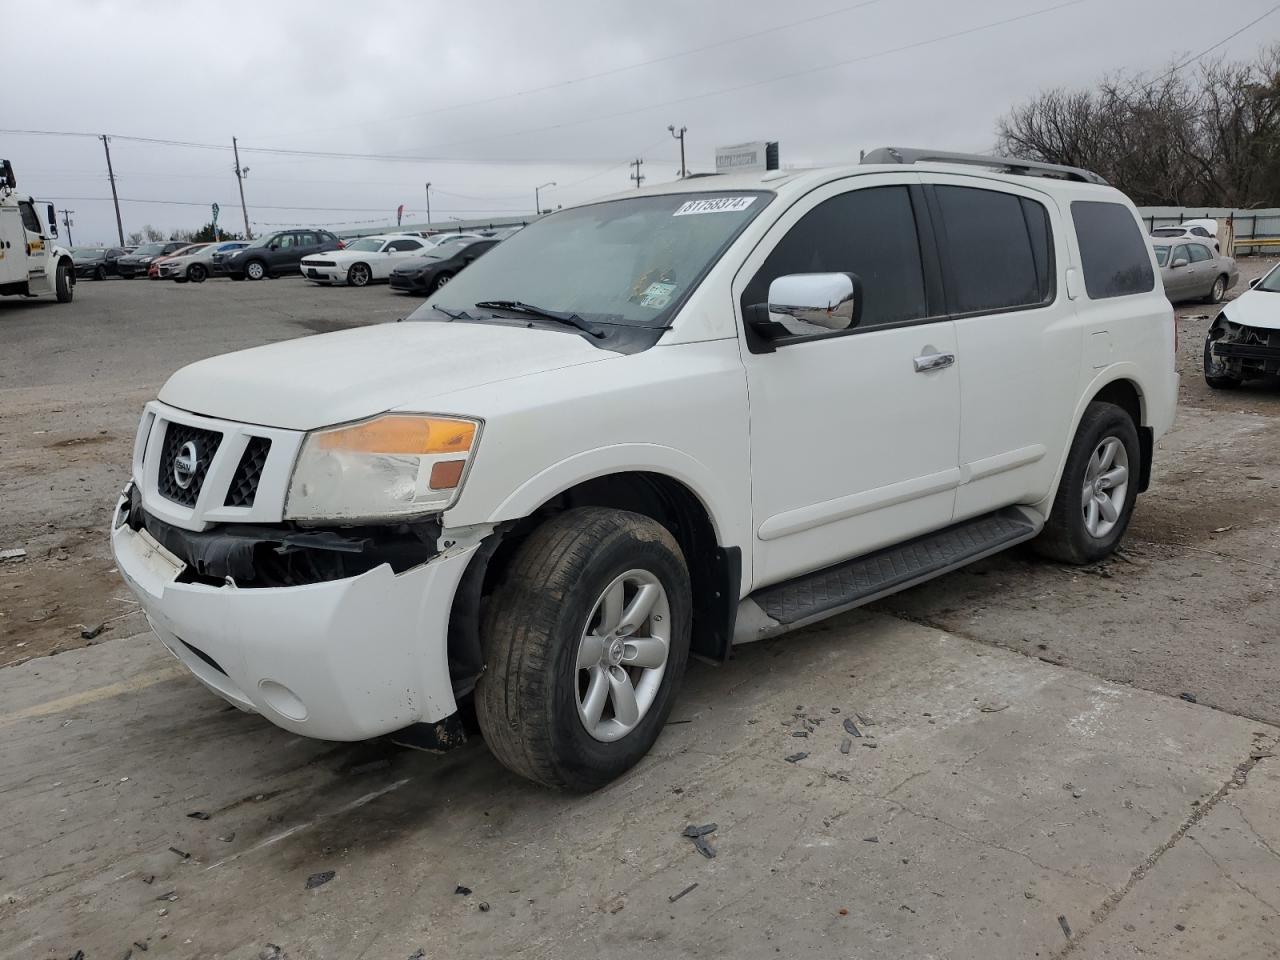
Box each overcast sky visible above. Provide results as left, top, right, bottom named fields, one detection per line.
left=5, top=0, right=1277, bottom=244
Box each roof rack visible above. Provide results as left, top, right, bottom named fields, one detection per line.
left=860, top=147, right=1108, bottom=186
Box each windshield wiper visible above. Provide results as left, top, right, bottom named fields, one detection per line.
left=431, top=305, right=474, bottom=320
left=474, top=300, right=605, bottom=338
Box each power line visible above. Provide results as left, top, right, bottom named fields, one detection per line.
left=42, top=195, right=532, bottom=213
left=1148, top=2, right=1280, bottom=86
left=249, top=0, right=887, bottom=142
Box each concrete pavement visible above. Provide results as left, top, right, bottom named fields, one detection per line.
left=2, top=610, right=1276, bottom=959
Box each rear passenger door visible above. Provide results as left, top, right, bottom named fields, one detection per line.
left=926, top=177, right=1079, bottom=519
left=1187, top=242, right=1214, bottom=297
left=735, top=175, right=962, bottom=587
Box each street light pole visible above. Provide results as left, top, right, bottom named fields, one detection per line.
left=668, top=125, right=688, bottom=178
left=59, top=208, right=74, bottom=246
left=232, top=136, right=252, bottom=239
left=535, top=181, right=555, bottom=215
left=424, top=182, right=432, bottom=226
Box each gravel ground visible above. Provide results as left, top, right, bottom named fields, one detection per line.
left=2, top=261, right=1279, bottom=726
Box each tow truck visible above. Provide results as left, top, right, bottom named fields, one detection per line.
left=0, top=159, right=75, bottom=302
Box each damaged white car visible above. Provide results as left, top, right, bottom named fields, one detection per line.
left=112, top=148, right=1178, bottom=790
left=1204, top=261, right=1280, bottom=388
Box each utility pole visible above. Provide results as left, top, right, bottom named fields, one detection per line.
left=232, top=137, right=252, bottom=239
left=99, top=135, right=125, bottom=246
left=59, top=208, right=75, bottom=246
left=668, top=125, right=688, bottom=178
left=630, top=158, right=645, bottom=189
left=424, top=182, right=431, bottom=226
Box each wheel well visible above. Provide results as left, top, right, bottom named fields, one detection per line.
left=349, top=261, right=370, bottom=275
left=447, top=472, right=740, bottom=694
left=1089, top=379, right=1152, bottom=493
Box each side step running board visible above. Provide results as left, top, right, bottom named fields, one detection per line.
left=743, top=507, right=1041, bottom=640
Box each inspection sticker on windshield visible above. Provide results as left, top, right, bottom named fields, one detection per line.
left=673, top=196, right=756, bottom=216
left=638, top=281, right=676, bottom=308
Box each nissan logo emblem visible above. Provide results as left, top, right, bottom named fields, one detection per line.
left=173, top=440, right=199, bottom=489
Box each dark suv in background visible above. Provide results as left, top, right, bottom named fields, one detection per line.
left=216, top=229, right=343, bottom=280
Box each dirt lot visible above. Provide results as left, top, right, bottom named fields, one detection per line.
left=2, top=263, right=1280, bottom=959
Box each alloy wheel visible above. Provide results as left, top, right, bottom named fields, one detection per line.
left=1081, top=436, right=1129, bottom=539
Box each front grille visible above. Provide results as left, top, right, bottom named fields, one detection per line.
left=224, top=437, right=271, bottom=507
left=306, top=260, right=337, bottom=268
left=156, top=422, right=222, bottom=507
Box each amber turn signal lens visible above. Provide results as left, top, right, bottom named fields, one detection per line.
left=429, top=460, right=466, bottom=490
left=314, top=415, right=476, bottom=455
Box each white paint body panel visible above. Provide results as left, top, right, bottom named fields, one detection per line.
left=1220, top=282, right=1280, bottom=331
left=118, top=159, right=1179, bottom=743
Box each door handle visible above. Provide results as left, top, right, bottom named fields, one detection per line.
left=914, top=352, right=955, bottom=372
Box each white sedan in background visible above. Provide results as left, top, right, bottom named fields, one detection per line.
left=300, top=234, right=432, bottom=287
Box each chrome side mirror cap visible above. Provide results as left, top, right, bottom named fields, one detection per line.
left=751, top=272, right=862, bottom=342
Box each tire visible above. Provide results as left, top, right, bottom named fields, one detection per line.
left=94, top=265, right=107, bottom=281
left=188, top=263, right=207, bottom=283
left=1203, top=337, right=1241, bottom=389
left=431, top=271, right=453, bottom=293
left=244, top=260, right=266, bottom=281
left=347, top=262, right=371, bottom=287
left=1206, top=274, right=1227, bottom=304
left=475, top=507, right=692, bottom=791
left=1033, top=402, right=1140, bottom=564
left=55, top=261, right=73, bottom=303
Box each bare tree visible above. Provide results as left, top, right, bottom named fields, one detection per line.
left=142, top=224, right=165, bottom=242
left=996, top=44, right=1280, bottom=207
left=126, top=230, right=144, bottom=245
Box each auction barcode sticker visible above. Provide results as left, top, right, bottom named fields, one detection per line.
left=673, top=196, right=756, bottom=216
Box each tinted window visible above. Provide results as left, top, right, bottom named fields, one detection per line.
left=386, top=239, right=422, bottom=251
left=1188, top=243, right=1212, bottom=263
left=1071, top=200, right=1155, bottom=299
left=742, top=185, right=927, bottom=330
left=934, top=186, right=1052, bottom=313
left=1191, top=227, right=1210, bottom=237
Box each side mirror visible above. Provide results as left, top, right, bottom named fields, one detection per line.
left=269, top=243, right=280, bottom=251
left=47, top=203, right=58, bottom=238
left=1170, top=256, right=1189, bottom=269
left=1250, top=277, right=1261, bottom=288
left=748, top=272, right=862, bottom=342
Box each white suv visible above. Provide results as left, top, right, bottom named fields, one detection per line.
left=111, top=148, right=1178, bottom=790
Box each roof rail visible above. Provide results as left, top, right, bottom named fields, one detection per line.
left=861, top=146, right=1108, bottom=186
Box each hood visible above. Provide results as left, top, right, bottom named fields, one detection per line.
left=1221, top=287, right=1280, bottom=331
left=158, top=320, right=618, bottom=431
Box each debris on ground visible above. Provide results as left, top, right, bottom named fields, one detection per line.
left=784, top=752, right=808, bottom=763
left=78, top=622, right=106, bottom=640
left=167, top=846, right=189, bottom=860
left=141, top=875, right=155, bottom=885
left=186, top=811, right=210, bottom=821
left=682, top=823, right=718, bottom=859
left=408, top=951, right=426, bottom=960
left=1180, top=692, right=1198, bottom=703
left=478, top=901, right=491, bottom=912
left=862, top=741, right=879, bottom=749
left=132, top=941, right=148, bottom=952
left=979, top=702, right=1009, bottom=713
left=454, top=885, right=472, bottom=896
left=791, top=730, right=809, bottom=738
left=1058, top=914, right=1073, bottom=939
left=840, top=738, right=852, bottom=755
left=842, top=718, right=862, bottom=738
left=863, top=836, right=879, bottom=843
left=0, top=548, right=27, bottom=562
left=155, top=891, right=178, bottom=902
left=259, top=946, right=285, bottom=960
left=668, top=882, right=698, bottom=903
left=305, top=871, right=335, bottom=889
left=838, top=907, right=849, bottom=916
left=217, top=833, right=236, bottom=842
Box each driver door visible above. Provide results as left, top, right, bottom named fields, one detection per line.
left=734, top=176, right=962, bottom=588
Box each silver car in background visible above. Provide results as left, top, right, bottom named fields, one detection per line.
left=159, top=240, right=251, bottom=283
left=1152, top=238, right=1237, bottom=304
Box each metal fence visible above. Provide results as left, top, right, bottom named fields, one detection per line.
left=1137, top=207, right=1280, bottom=254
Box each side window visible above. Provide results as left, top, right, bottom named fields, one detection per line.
left=742, top=185, right=928, bottom=331
left=387, top=239, right=421, bottom=252
left=1191, top=227, right=1210, bottom=237
left=1188, top=243, right=1212, bottom=263
left=1070, top=200, right=1156, bottom=299
left=18, top=201, right=41, bottom=233
left=275, top=234, right=294, bottom=249
left=933, top=185, right=1053, bottom=313
left=1172, top=244, right=1189, bottom=264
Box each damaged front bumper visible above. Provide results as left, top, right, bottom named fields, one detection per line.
left=1207, top=317, right=1280, bottom=378
left=110, top=487, right=478, bottom=742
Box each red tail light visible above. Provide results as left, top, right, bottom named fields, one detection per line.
left=336, top=240, right=346, bottom=249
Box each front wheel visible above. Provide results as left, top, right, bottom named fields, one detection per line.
left=347, top=262, right=371, bottom=287
left=475, top=508, right=692, bottom=791
left=55, top=261, right=74, bottom=303
left=431, top=271, right=453, bottom=293
left=244, top=260, right=266, bottom=281
left=1033, top=401, right=1139, bottom=565
left=1203, top=337, right=1241, bottom=389
left=188, top=263, right=207, bottom=283
left=94, top=265, right=107, bottom=281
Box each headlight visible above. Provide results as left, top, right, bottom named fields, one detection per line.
left=284, top=414, right=480, bottom=521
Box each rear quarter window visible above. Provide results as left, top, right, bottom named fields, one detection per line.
left=1071, top=200, right=1155, bottom=299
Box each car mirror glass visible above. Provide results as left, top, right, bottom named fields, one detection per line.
left=756, top=272, right=862, bottom=338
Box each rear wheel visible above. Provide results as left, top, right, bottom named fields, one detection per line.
left=475, top=507, right=692, bottom=791
left=244, top=260, right=266, bottom=281
left=1206, top=274, right=1227, bottom=303
left=55, top=261, right=73, bottom=303
left=188, top=263, right=207, bottom=283
left=347, top=262, right=372, bottom=287
left=1033, top=402, right=1139, bottom=564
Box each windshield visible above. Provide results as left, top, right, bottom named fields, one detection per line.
left=1257, top=264, right=1280, bottom=293
left=72, top=247, right=105, bottom=259
left=346, top=238, right=385, bottom=252
left=1153, top=246, right=1170, bottom=266
left=132, top=243, right=166, bottom=256
left=410, top=191, right=770, bottom=326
